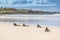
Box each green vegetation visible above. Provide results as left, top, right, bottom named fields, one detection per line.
left=0, top=7, right=17, bottom=13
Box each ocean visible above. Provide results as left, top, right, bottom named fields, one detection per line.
left=0, top=14, right=60, bottom=26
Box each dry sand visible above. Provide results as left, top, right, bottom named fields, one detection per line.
left=0, top=23, right=60, bottom=40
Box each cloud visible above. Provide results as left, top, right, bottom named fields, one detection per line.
left=0, top=0, right=57, bottom=6
left=0, top=0, right=60, bottom=12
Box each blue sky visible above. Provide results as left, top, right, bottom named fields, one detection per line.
left=0, top=0, right=60, bottom=12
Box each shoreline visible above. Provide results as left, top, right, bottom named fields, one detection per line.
left=0, top=22, right=60, bottom=27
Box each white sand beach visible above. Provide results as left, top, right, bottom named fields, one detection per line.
left=0, top=23, right=60, bottom=40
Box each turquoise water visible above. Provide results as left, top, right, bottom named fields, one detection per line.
left=0, top=14, right=60, bottom=26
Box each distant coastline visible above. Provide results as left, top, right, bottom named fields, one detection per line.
left=0, top=7, right=60, bottom=15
